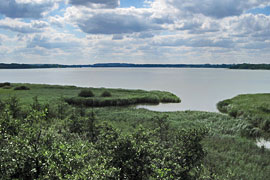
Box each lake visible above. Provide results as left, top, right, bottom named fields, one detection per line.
left=1, top=68, right=270, bottom=112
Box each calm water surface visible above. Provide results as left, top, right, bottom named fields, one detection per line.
left=1, top=68, right=270, bottom=112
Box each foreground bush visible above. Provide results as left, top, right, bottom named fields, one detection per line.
left=78, top=89, right=95, bottom=97
left=0, top=97, right=207, bottom=179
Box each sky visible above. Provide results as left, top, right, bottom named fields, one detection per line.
left=0, top=0, right=269, bottom=65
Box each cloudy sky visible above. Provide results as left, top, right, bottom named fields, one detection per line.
left=0, top=0, right=269, bottom=64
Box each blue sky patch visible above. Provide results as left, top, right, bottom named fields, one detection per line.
left=120, top=0, right=147, bottom=8
left=247, top=6, right=270, bottom=15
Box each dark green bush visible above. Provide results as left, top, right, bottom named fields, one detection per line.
left=65, top=95, right=160, bottom=107
left=101, top=91, right=112, bottom=97
left=14, top=86, right=30, bottom=90
left=78, top=89, right=95, bottom=97
left=0, top=99, right=5, bottom=111
left=0, top=82, right=11, bottom=87
left=7, top=96, right=21, bottom=118
left=57, top=99, right=69, bottom=120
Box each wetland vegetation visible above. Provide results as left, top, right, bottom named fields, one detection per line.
left=1, top=83, right=270, bottom=179
left=218, top=94, right=270, bottom=138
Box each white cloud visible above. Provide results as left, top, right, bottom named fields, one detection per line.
left=26, top=33, right=82, bottom=50
left=0, top=18, right=49, bottom=33
left=158, top=0, right=270, bottom=19
left=48, top=15, right=65, bottom=28
left=69, top=0, right=120, bottom=9
left=151, top=34, right=234, bottom=48
left=66, top=7, right=162, bottom=35
left=0, top=0, right=270, bottom=64
left=226, top=14, right=270, bottom=38
left=77, top=11, right=161, bottom=34
left=0, top=0, right=58, bottom=19
left=112, top=34, right=124, bottom=40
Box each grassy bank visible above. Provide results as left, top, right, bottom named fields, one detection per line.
left=1, top=83, right=269, bottom=179
left=0, top=83, right=181, bottom=106
left=217, top=94, right=270, bottom=138
left=0, top=83, right=180, bottom=108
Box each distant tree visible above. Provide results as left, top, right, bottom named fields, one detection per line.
left=101, top=91, right=112, bottom=97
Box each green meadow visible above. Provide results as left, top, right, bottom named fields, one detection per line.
left=1, top=83, right=270, bottom=179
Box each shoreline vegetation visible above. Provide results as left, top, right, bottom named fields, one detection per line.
left=1, top=63, right=270, bottom=70
left=1, top=83, right=270, bottom=179
left=0, top=83, right=180, bottom=107
left=217, top=94, right=270, bottom=139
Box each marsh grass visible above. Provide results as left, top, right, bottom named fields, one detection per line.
left=217, top=94, right=270, bottom=138
left=0, top=83, right=180, bottom=109
left=66, top=87, right=180, bottom=107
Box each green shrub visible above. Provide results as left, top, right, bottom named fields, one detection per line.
left=14, top=86, right=30, bottom=90
left=78, top=89, right=95, bottom=97
left=0, top=99, right=5, bottom=111
left=57, top=99, right=70, bottom=120
left=7, top=96, right=21, bottom=118
left=0, top=82, right=11, bottom=87
left=0, top=82, right=11, bottom=89
left=101, top=91, right=112, bottom=97
left=65, top=95, right=160, bottom=107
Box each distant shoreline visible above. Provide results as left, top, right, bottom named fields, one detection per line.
left=0, top=63, right=270, bottom=70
